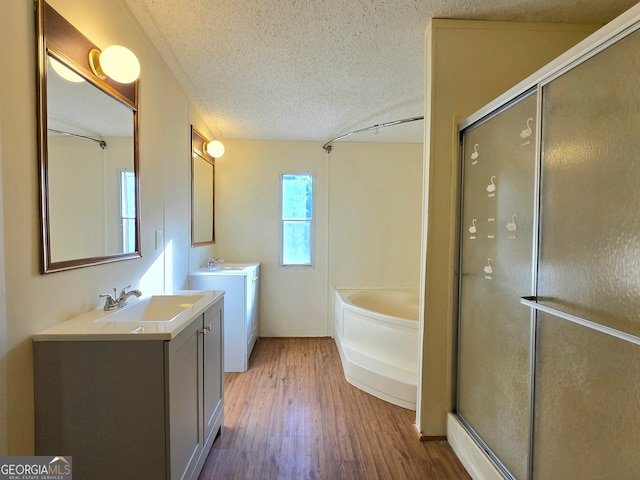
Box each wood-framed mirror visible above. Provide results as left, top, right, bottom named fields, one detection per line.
left=36, top=0, right=141, bottom=273
left=191, top=126, right=215, bottom=246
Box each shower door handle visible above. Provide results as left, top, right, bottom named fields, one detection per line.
left=520, top=296, right=640, bottom=346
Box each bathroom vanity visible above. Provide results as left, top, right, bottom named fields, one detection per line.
left=189, top=263, right=259, bottom=372
left=32, top=290, right=224, bottom=480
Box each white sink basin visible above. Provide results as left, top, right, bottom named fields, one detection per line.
left=96, top=294, right=205, bottom=323
left=201, top=263, right=253, bottom=272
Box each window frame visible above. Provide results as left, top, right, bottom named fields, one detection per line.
left=279, top=171, right=315, bottom=268
left=119, top=169, right=136, bottom=253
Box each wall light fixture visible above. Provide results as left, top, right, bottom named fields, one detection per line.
left=204, top=140, right=225, bottom=158
left=88, top=45, right=140, bottom=84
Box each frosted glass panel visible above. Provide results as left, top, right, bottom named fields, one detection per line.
left=457, top=92, right=537, bottom=479
left=533, top=312, right=640, bottom=479
left=539, top=29, right=640, bottom=336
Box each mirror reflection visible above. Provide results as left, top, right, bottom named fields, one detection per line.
left=191, top=127, right=215, bottom=246
left=46, top=55, right=137, bottom=263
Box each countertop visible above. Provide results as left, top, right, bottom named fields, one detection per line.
left=190, top=262, right=260, bottom=276
left=32, top=289, right=224, bottom=342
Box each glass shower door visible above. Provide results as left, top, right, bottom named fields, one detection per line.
left=532, top=28, right=640, bottom=479
left=456, top=15, right=640, bottom=480
left=457, top=91, right=537, bottom=479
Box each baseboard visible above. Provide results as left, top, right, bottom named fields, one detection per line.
left=411, top=423, right=448, bottom=442
left=447, top=413, right=503, bottom=480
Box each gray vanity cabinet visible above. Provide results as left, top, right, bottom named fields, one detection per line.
left=167, top=315, right=202, bottom=480
left=34, top=298, right=224, bottom=480
left=168, top=303, right=224, bottom=480
left=167, top=303, right=224, bottom=479
left=202, top=305, right=224, bottom=444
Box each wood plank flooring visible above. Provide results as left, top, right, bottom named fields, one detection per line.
left=199, top=337, right=470, bottom=480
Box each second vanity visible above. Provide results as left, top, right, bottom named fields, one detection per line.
left=189, top=263, right=259, bottom=372
left=33, top=290, right=224, bottom=480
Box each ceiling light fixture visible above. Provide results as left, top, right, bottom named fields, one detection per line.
left=204, top=140, right=225, bottom=158
left=88, top=45, right=140, bottom=84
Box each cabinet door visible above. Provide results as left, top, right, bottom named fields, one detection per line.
left=34, top=341, right=166, bottom=480
left=203, top=303, right=224, bottom=447
left=166, top=316, right=203, bottom=480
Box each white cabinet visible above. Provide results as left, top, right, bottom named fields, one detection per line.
left=190, top=263, right=259, bottom=372
left=33, top=297, right=224, bottom=480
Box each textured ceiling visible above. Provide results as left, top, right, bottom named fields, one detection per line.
left=121, top=0, right=637, bottom=144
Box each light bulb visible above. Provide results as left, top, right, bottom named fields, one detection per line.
left=205, top=140, right=225, bottom=158
left=89, top=45, right=140, bottom=84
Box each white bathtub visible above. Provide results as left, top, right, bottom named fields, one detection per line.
left=334, top=289, right=419, bottom=410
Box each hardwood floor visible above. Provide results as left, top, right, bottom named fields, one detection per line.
left=199, top=337, right=470, bottom=480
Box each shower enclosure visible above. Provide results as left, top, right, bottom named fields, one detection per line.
left=455, top=7, right=640, bottom=479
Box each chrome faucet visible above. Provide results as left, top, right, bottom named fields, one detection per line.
left=205, top=258, right=224, bottom=269
left=100, top=285, right=142, bottom=311
left=117, top=285, right=142, bottom=306
left=100, top=289, right=119, bottom=311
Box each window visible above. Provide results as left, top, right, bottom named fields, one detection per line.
left=120, top=170, right=136, bottom=253
left=280, top=173, right=314, bottom=267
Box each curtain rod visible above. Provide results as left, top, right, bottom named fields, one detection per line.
left=48, top=128, right=107, bottom=149
left=322, top=115, right=424, bottom=153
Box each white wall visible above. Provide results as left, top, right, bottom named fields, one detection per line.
left=418, top=19, right=598, bottom=437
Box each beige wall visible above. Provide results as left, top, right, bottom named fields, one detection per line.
left=213, top=140, right=422, bottom=337
left=418, top=19, right=598, bottom=437
left=328, top=142, right=423, bottom=292
left=213, top=139, right=329, bottom=336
